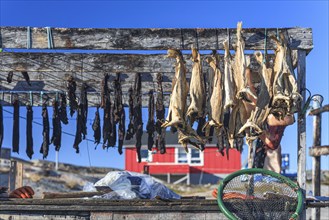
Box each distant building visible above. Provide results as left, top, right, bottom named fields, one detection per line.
left=0, top=148, right=11, bottom=167
left=125, top=132, right=241, bottom=185
left=0, top=148, right=11, bottom=187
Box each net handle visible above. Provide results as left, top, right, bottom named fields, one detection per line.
left=217, top=168, right=304, bottom=220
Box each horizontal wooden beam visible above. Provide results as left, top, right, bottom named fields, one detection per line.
left=309, top=104, right=329, bottom=115
left=309, top=145, right=329, bottom=157
left=0, top=91, right=171, bottom=107
left=0, top=27, right=313, bottom=51
left=0, top=52, right=276, bottom=73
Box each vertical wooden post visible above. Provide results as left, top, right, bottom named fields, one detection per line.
left=297, top=49, right=306, bottom=219
left=312, top=100, right=322, bottom=220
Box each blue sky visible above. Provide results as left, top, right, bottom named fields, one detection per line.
left=0, top=0, right=328, bottom=172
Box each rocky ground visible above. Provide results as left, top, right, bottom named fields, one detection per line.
left=1, top=158, right=328, bottom=219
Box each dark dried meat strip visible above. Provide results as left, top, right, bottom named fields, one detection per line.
left=125, top=87, right=134, bottom=140
left=51, top=100, right=62, bottom=151
left=12, top=99, right=19, bottom=153
left=92, top=106, right=101, bottom=147
left=67, top=76, right=78, bottom=117
left=133, top=73, right=143, bottom=162
left=26, top=104, right=34, bottom=159
left=39, top=103, right=50, bottom=159
left=146, top=90, right=155, bottom=151
left=59, top=93, right=69, bottom=125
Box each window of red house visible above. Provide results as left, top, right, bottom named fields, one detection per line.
left=138, top=149, right=153, bottom=162
left=176, top=148, right=203, bottom=165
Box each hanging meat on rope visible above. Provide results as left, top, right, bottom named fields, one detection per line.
left=133, top=73, right=143, bottom=162
left=223, top=39, right=236, bottom=111
left=146, top=90, right=155, bottom=151
left=102, top=95, right=111, bottom=149
left=0, top=103, right=3, bottom=154
left=108, top=81, right=117, bottom=148
left=92, top=106, right=101, bottom=148
left=80, top=83, right=88, bottom=139
left=270, top=32, right=301, bottom=119
left=155, top=73, right=166, bottom=154
left=162, top=49, right=204, bottom=152
left=125, top=87, right=135, bottom=140
left=203, top=51, right=226, bottom=155
left=101, top=74, right=113, bottom=149
left=40, top=102, right=50, bottom=159
left=73, top=103, right=83, bottom=153
left=222, top=40, right=236, bottom=156
left=59, top=93, right=69, bottom=125
left=73, top=83, right=89, bottom=152
left=205, top=61, right=214, bottom=143
left=118, top=107, right=125, bottom=155
left=100, top=74, right=110, bottom=109
left=186, top=48, right=206, bottom=150
left=114, top=73, right=125, bottom=154
left=51, top=99, right=62, bottom=151
left=238, top=51, right=273, bottom=141
left=12, top=99, right=19, bottom=154
left=228, top=22, right=250, bottom=149
left=67, top=76, right=78, bottom=117
left=26, top=104, right=33, bottom=159
left=21, top=72, right=31, bottom=86
left=7, top=72, right=13, bottom=83
left=186, top=48, right=206, bottom=127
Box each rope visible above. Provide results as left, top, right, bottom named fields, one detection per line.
left=216, top=29, right=219, bottom=50
left=180, top=29, right=184, bottom=49
left=195, top=29, right=199, bottom=50
left=26, top=26, right=31, bottom=49
left=46, top=27, right=54, bottom=49
left=29, top=91, right=33, bottom=106
left=40, top=91, right=43, bottom=104
left=85, top=135, right=94, bottom=177
left=263, top=28, right=267, bottom=64
left=227, top=28, right=230, bottom=49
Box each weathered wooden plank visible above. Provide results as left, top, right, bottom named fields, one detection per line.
left=0, top=198, right=217, bottom=208
left=0, top=92, right=171, bottom=107
left=309, top=145, right=329, bottom=157
left=0, top=73, right=174, bottom=93
left=0, top=213, right=89, bottom=220
left=0, top=52, right=273, bottom=73
left=42, top=191, right=112, bottom=199
left=0, top=204, right=220, bottom=212
left=309, top=104, right=329, bottom=115
left=0, top=27, right=313, bottom=51
left=297, top=49, right=307, bottom=219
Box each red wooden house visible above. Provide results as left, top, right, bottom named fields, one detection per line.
left=125, top=132, right=241, bottom=184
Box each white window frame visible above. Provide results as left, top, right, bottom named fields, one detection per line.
left=175, top=147, right=204, bottom=166
left=138, top=149, right=153, bottom=162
